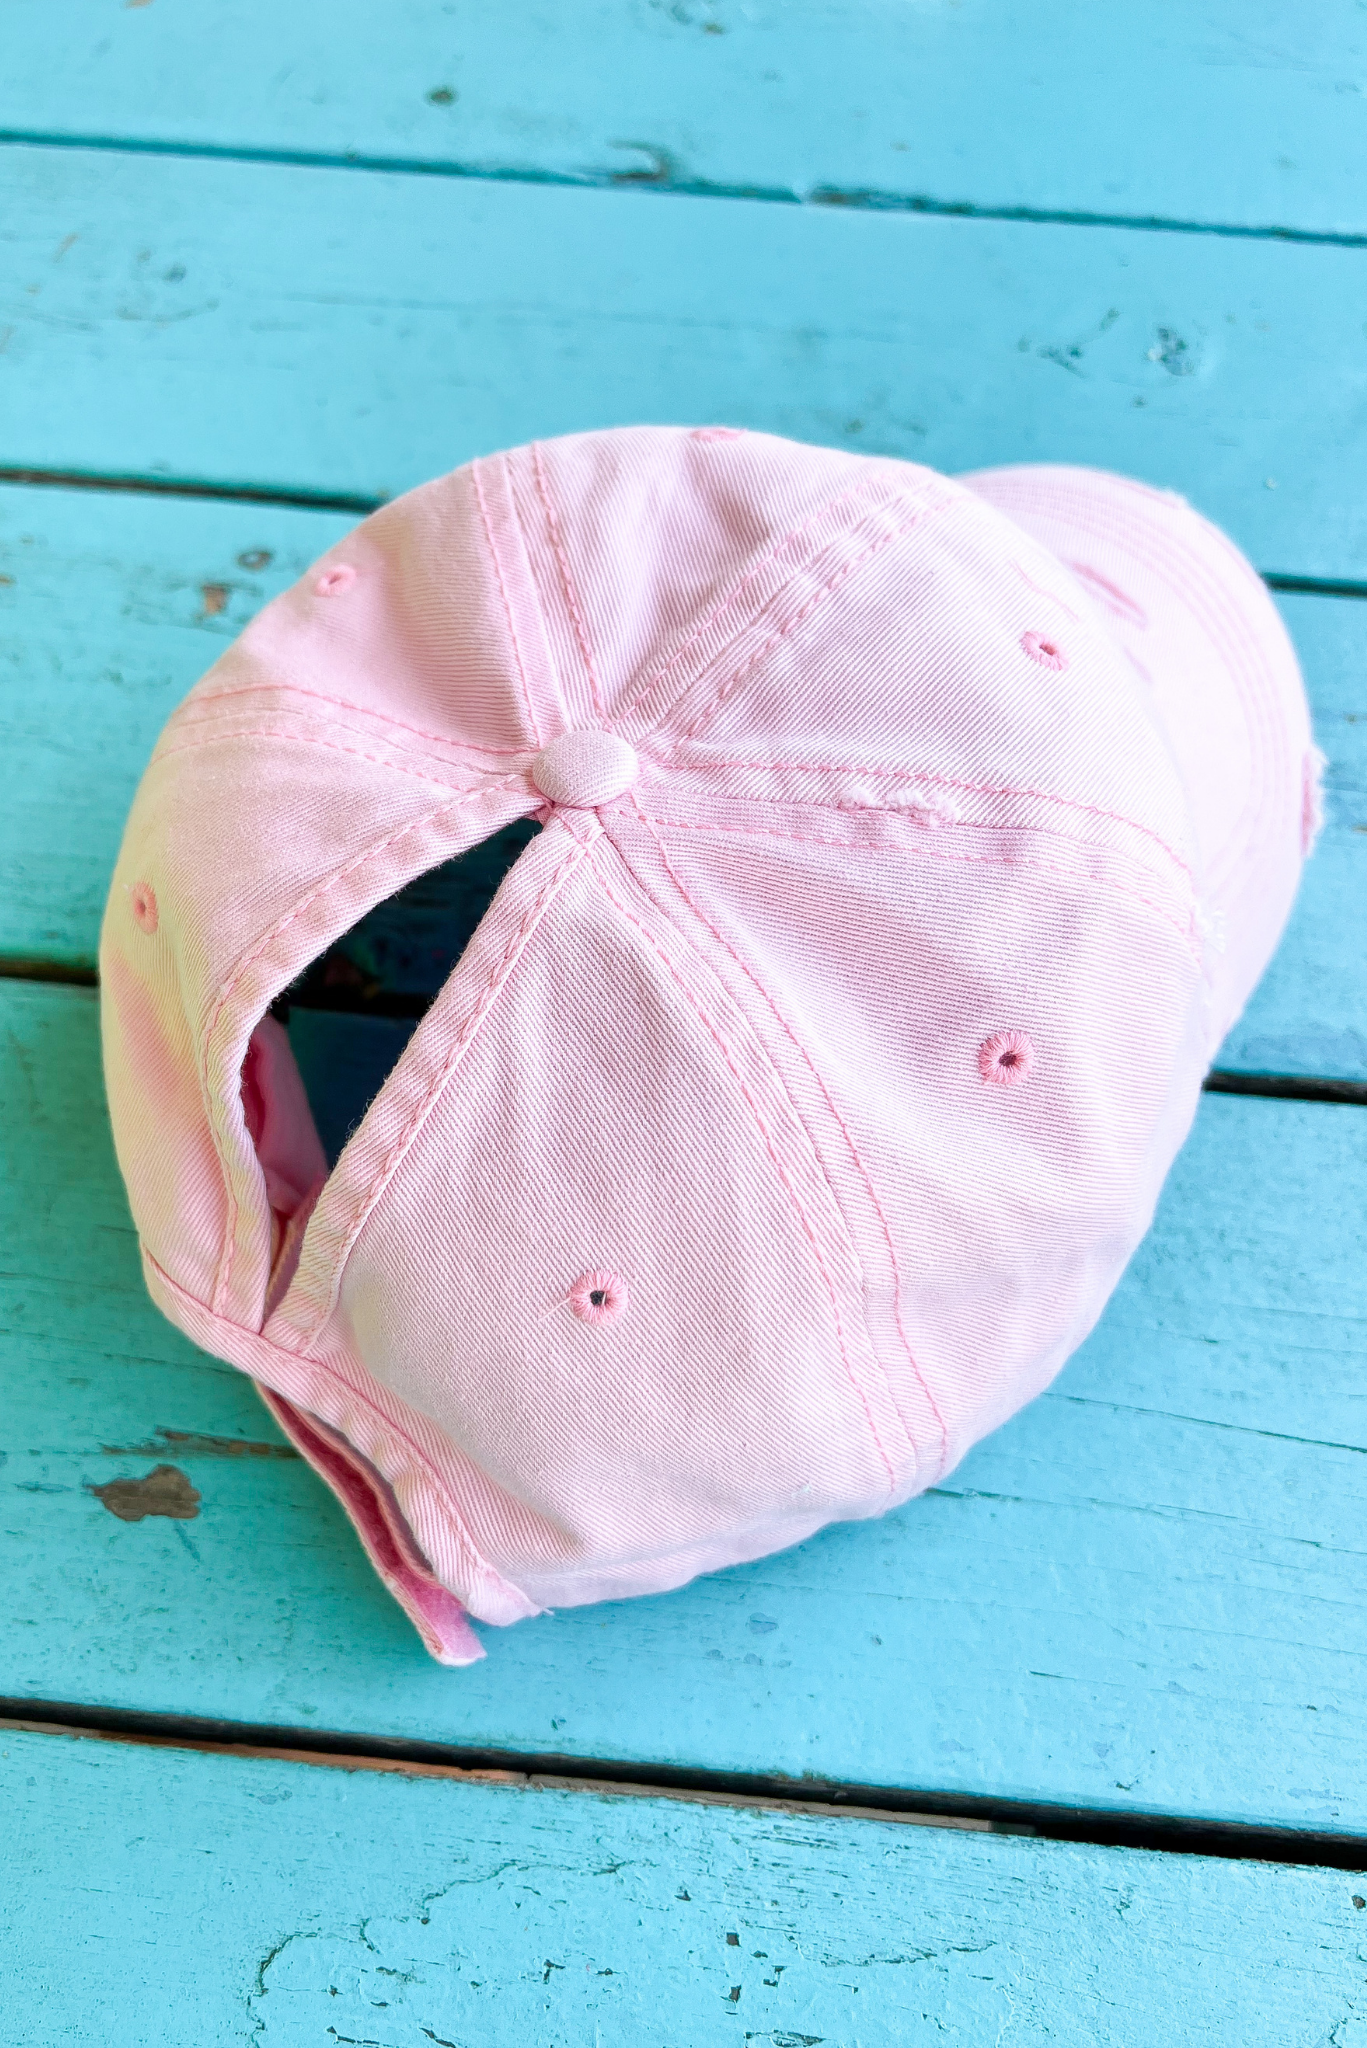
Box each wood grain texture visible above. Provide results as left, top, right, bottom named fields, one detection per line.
left=4, top=1728, right=1367, bottom=2048
left=3, top=146, right=1367, bottom=577
left=1218, top=591, right=1367, bottom=1079
left=2, top=2, right=1366, bottom=238
left=5, top=979, right=1365, bottom=1833
left=3, top=484, right=1362, bottom=1073
left=0, top=485, right=348, bottom=974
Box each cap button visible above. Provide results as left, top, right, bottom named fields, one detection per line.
left=530, top=729, right=639, bottom=810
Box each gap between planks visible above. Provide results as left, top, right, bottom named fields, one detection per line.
left=2, top=127, right=1366, bottom=251
left=0, top=1710, right=994, bottom=1839
left=3, top=1701, right=1366, bottom=1874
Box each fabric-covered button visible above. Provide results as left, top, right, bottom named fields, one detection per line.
left=531, top=729, right=639, bottom=808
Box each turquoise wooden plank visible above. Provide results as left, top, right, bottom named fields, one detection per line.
left=4, top=484, right=1363, bottom=1073
left=1221, top=592, right=1367, bottom=1080
left=5, top=978, right=1366, bottom=1833
left=3, top=146, right=1367, bottom=579
left=4, top=1729, right=1366, bottom=2048
left=3, top=2, right=1366, bottom=240
left=0, top=487, right=348, bottom=974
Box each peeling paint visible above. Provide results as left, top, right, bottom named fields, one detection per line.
left=87, top=1463, right=201, bottom=1522
left=101, top=1426, right=299, bottom=1461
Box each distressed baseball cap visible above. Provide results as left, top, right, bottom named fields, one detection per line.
left=101, top=428, right=1318, bottom=1663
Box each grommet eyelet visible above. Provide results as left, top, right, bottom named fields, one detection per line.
left=1021, top=630, right=1067, bottom=671
left=130, top=881, right=159, bottom=935
left=979, top=1030, right=1034, bottom=1086
left=315, top=563, right=357, bottom=597
left=569, top=1269, right=630, bottom=1326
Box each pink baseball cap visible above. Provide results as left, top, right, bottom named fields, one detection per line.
left=101, top=428, right=1317, bottom=1664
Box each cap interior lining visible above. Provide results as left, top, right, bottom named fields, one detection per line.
left=249, top=817, right=542, bottom=1172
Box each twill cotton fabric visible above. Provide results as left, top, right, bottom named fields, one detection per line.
left=101, top=428, right=1314, bottom=1661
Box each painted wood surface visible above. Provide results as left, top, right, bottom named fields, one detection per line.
left=0, top=485, right=349, bottom=975
left=1220, top=588, right=1367, bottom=1078
left=3, top=147, right=1367, bottom=580
left=3, top=12, right=1364, bottom=1975
left=6, top=976, right=1365, bottom=1833
left=3, top=483, right=1363, bottom=1075
left=5, top=1727, right=1367, bottom=2047
left=3, top=3, right=1366, bottom=240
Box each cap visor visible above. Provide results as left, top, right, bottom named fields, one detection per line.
left=961, top=464, right=1313, bottom=1046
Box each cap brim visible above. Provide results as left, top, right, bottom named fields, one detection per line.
left=960, top=464, right=1313, bottom=1048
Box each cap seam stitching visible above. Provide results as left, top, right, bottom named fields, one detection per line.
left=622, top=786, right=946, bottom=1481
left=589, top=849, right=900, bottom=1497
left=646, top=796, right=1198, bottom=906
left=684, top=754, right=1196, bottom=886
left=614, top=465, right=888, bottom=725
left=153, top=722, right=496, bottom=797
left=473, top=453, right=546, bottom=751
left=290, top=824, right=597, bottom=1352
left=167, top=683, right=535, bottom=759
left=645, top=813, right=1203, bottom=960
left=666, top=490, right=963, bottom=749
left=531, top=438, right=608, bottom=725
left=501, top=445, right=574, bottom=737
left=203, top=777, right=523, bottom=1318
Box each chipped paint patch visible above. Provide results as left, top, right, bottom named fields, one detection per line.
left=101, top=1426, right=299, bottom=1461
left=87, top=1463, right=201, bottom=1522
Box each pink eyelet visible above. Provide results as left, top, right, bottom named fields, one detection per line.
left=130, top=882, right=159, bottom=935
left=691, top=427, right=743, bottom=443
left=568, top=1269, right=630, bottom=1327
left=315, top=563, right=357, bottom=597
left=1021, top=630, right=1067, bottom=671
left=979, top=1030, right=1034, bottom=1086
